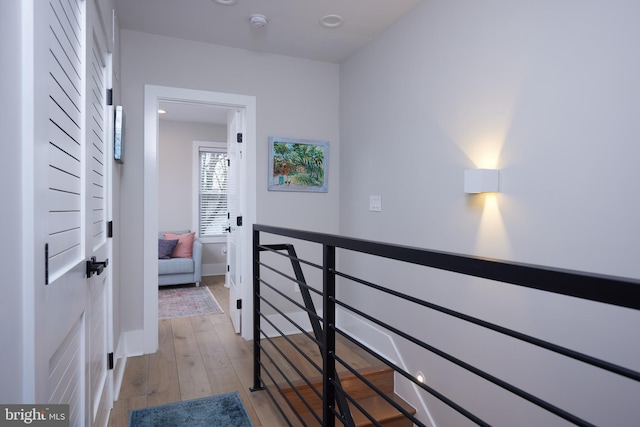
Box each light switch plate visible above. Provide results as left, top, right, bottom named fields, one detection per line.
left=369, top=195, right=382, bottom=212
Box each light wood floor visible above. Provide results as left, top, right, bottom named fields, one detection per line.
left=107, top=275, right=288, bottom=427
left=107, top=275, right=379, bottom=427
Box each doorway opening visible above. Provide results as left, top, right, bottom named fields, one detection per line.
left=143, top=85, right=256, bottom=354
left=157, top=100, right=230, bottom=273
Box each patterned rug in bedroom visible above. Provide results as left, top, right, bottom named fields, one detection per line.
left=158, top=286, right=224, bottom=319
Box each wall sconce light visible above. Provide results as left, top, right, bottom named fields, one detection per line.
left=464, top=169, right=500, bottom=193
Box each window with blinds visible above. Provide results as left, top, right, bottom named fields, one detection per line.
left=199, top=149, right=228, bottom=236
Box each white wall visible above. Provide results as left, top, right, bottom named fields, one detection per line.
left=341, top=0, right=640, bottom=274
left=339, top=0, right=640, bottom=425
left=1, top=0, right=24, bottom=403
left=158, top=119, right=227, bottom=271
left=158, top=120, right=225, bottom=231
left=119, top=30, right=340, bottom=333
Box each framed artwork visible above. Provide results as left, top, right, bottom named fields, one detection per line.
left=268, top=137, right=329, bottom=192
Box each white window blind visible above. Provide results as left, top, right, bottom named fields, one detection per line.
left=199, top=149, right=228, bottom=236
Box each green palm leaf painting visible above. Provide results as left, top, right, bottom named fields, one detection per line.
left=269, top=137, right=329, bottom=192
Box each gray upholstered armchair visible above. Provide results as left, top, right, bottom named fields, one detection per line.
left=158, top=230, right=203, bottom=286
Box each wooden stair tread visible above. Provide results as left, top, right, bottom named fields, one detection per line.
left=295, top=393, right=415, bottom=427
left=350, top=394, right=416, bottom=427
left=277, top=365, right=395, bottom=414
left=269, top=364, right=416, bottom=426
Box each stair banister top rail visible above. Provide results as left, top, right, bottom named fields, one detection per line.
left=253, top=224, right=640, bottom=310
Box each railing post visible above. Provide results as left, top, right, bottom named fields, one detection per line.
left=322, top=244, right=336, bottom=427
left=250, top=227, right=264, bottom=392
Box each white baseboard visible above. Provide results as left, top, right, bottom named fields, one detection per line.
left=112, top=356, right=126, bottom=401
left=203, top=263, right=226, bottom=276
left=337, top=309, right=398, bottom=365
left=121, top=329, right=146, bottom=357
left=110, top=333, right=130, bottom=402
left=111, top=330, right=145, bottom=402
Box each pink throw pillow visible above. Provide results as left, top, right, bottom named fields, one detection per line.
left=163, top=232, right=195, bottom=258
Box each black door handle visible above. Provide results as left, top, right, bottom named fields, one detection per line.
left=224, top=227, right=231, bottom=233
left=86, top=256, right=109, bottom=278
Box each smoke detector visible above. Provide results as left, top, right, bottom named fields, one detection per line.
left=249, top=14, right=268, bottom=28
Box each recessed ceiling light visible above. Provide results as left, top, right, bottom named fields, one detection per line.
left=320, top=14, right=344, bottom=28
left=212, top=0, right=238, bottom=5
left=158, top=109, right=166, bottom=114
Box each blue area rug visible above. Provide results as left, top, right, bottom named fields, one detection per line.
left=129, top=392, right=253, bottom=427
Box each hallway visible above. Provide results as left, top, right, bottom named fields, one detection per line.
left=107, top=276, right=287, bottom=426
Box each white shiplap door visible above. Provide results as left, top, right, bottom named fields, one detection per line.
left=86, top=1, right=112, bottom=425
left=227, top=110, right=244, bottom=334
left=33, top=0, right=112, bottom=425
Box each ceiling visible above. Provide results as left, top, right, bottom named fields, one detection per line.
left=114, top=0, right=423, bottom=64
left=124, top=0, right=423, bottom=125
left=158, top=100, right=231, bottom=125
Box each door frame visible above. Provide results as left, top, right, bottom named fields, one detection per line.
left=143, top=85, right=256, bottom=351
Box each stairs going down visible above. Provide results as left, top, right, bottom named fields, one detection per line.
left=271, top=365, right=416, bottom=427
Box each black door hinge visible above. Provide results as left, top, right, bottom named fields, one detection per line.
left=227, top=158, right=230, bottom=167
left=107, top=352, right=114, bottom=370
left=107, top=221, right=113, bottom=238
left=106, top=88, right=113, bottom=106
left=237, top=133, right=243, bottom=143
left=227, top=265, right=230, bottom=272
left=45, top=243, right=49, bottom=285
left=227, top=212, right=230, bottom=219
left=236, top=216, right=243, bottom=227
left=236, top=299, right=242, bottom=310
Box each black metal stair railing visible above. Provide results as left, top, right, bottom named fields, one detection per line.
left=253, top=243, right=354, bottom=426
left=250, top=224, right=640, bottom=427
